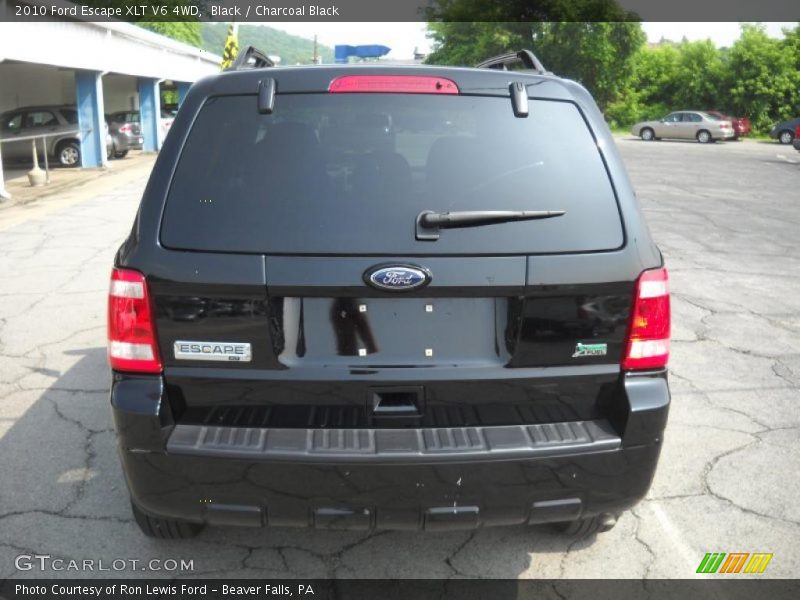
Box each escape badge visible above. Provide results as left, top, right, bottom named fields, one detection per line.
left=174, top=341, right=252, bottom=362
left=572, top=342, right=607, bottom=358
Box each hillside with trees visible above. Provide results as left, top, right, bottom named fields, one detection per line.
left=199, top=23, right=333, bottom=65
left=135, top=21, right=333, bottom=66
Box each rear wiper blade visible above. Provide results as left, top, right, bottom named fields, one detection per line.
left=416, top=209, right=565, bottom=241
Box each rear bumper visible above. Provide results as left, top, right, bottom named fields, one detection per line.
left=112, top=134, right=144, bottom=151
left=127, top=136, right=144, bottom=150
left=111, top=372, right=669, bottom=530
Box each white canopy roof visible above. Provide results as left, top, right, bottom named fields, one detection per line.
left=0, top=2, right=220, bottom=81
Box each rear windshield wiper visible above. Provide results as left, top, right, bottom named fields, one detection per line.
left=415, top=209, right=566, bottom=241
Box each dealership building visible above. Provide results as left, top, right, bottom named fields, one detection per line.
left=0, top=5, right=221, bottom=195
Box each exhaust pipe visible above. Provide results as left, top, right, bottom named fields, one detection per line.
left=598, top=513, right=618, bottom=532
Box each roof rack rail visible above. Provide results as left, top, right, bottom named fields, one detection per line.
left=227, top=46, right=275, bottom=71
left=475, top=50, right=547, bottom=75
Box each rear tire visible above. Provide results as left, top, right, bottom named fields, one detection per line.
left=131, top=501, right=204, bottom=539
left=778, top=130, right=794, bottom=145
left=114, top=149, right=129, bottom=159
left=640, top=127, right=655, bottom=141
left=696, top=130, right=712, bottom=144
left=552, top=514, right=618, bottom=538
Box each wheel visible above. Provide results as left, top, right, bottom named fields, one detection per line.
left=551, top=514, right=618, bottom=538
left=56, top=141, right=80, bottom=167
left=696, top=130, right=712, bottom=144
left=732, top=135, right=740, bottom=141
left=640, top=127, right=655, bottom=141
left=778, top=130, right=794, bottom=144
left=131, top=501, right=204, bottom=539
left=114, top=149, right=128, bottom=159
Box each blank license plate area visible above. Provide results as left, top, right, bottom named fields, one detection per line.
left=279, top=297, right=507, bottom=366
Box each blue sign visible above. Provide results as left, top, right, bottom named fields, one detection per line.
left=335, top=45, right=391, bottom=63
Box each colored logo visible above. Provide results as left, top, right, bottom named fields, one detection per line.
left=696, top=552, right=773, bottom=574
left=364, top=264, right=431, bottom=292
left=572, top=342, right=608, bottom=358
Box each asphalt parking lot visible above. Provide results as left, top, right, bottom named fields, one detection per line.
left=0, top=137, right=798, bottom=580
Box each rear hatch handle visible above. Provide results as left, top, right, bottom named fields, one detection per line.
left=416, top=209, right=566, bottom=241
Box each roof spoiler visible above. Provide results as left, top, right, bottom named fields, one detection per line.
left=227, top=46, right=275, bottom=71
left=475, top=50, right=548, bottom=75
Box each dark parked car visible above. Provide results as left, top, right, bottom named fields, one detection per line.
left=109, top=49, right=671, bottom=540
left=770, top=117, right=800, bottom=144
left=106, top=111, right=144, bottom=158
left=705, top=110, right=751, bottom=140
left=0, top=104, right=112, bottom=167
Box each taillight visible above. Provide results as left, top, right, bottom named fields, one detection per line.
left=119, top=124, right=132, bottom=134
left=622, top=267, right=670, bottom=371
left=107, top=268, right=162, bottom=373
left=329, top=75, right=459, bottom=94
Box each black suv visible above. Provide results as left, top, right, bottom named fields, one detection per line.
left=109, top=50, right=670, bottom=539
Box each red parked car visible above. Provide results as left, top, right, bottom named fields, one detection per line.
left=706, top=110, right=751, bottom=140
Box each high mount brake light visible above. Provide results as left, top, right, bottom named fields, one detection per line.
left=329, top=75, right=459, bottom=95
left=107, top=268, right=162, bottom=373
left=622, top=267, right=670, bottom=371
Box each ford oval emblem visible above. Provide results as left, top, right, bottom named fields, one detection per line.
left=364, top=264, right=431, bottom=292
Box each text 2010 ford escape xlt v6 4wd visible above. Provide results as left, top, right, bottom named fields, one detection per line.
left=109, top=49, right=670, bottom=539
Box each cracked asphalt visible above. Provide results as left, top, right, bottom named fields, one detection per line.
left=0, top=138, right=798, bottom=580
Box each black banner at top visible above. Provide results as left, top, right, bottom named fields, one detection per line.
left=1, top=0, right=799, bottom=22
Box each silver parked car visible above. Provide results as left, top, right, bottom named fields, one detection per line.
left=631, top=111, right=735, bottom=144
left=106, top=111, right=144, bottom=159
left=0, top=105, right=113, bottom=167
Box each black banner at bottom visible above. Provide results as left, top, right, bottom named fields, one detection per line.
left=2, top=579, right=800, bottom=600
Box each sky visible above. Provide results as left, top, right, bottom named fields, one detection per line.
left=268, top=22, right=797, bottom=61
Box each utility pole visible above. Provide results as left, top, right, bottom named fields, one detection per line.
left=312, top=34, right=320, bottom=64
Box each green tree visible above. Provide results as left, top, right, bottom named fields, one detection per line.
left=139, top=22, right=202, bottom=47
left=531, top=22, right=645, bottom=108
left=724, top=24, right=799, bottom=131
left=77, top=1, right=204, bottom=46
left=425, top=22, right=530, bottom=66
left=426, top=21, right=645, bottom=111
left=424, top=0, right=640, bottom=68
left=424, top=0, right=635, bottom=23
left=562, top=22, right=800, bottom=132
left=671, top=40, right=725, bottom=109
left=604, top=43, right=676, bottom=126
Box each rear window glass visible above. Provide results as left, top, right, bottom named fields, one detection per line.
left=161, top=94, right=622, bottom=255
left=61, top=109, right=78, bottom=125
left=111, top=112, right=139, bottom=123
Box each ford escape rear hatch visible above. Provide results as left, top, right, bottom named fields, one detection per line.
left=110, top=58, right=669, bottom=539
